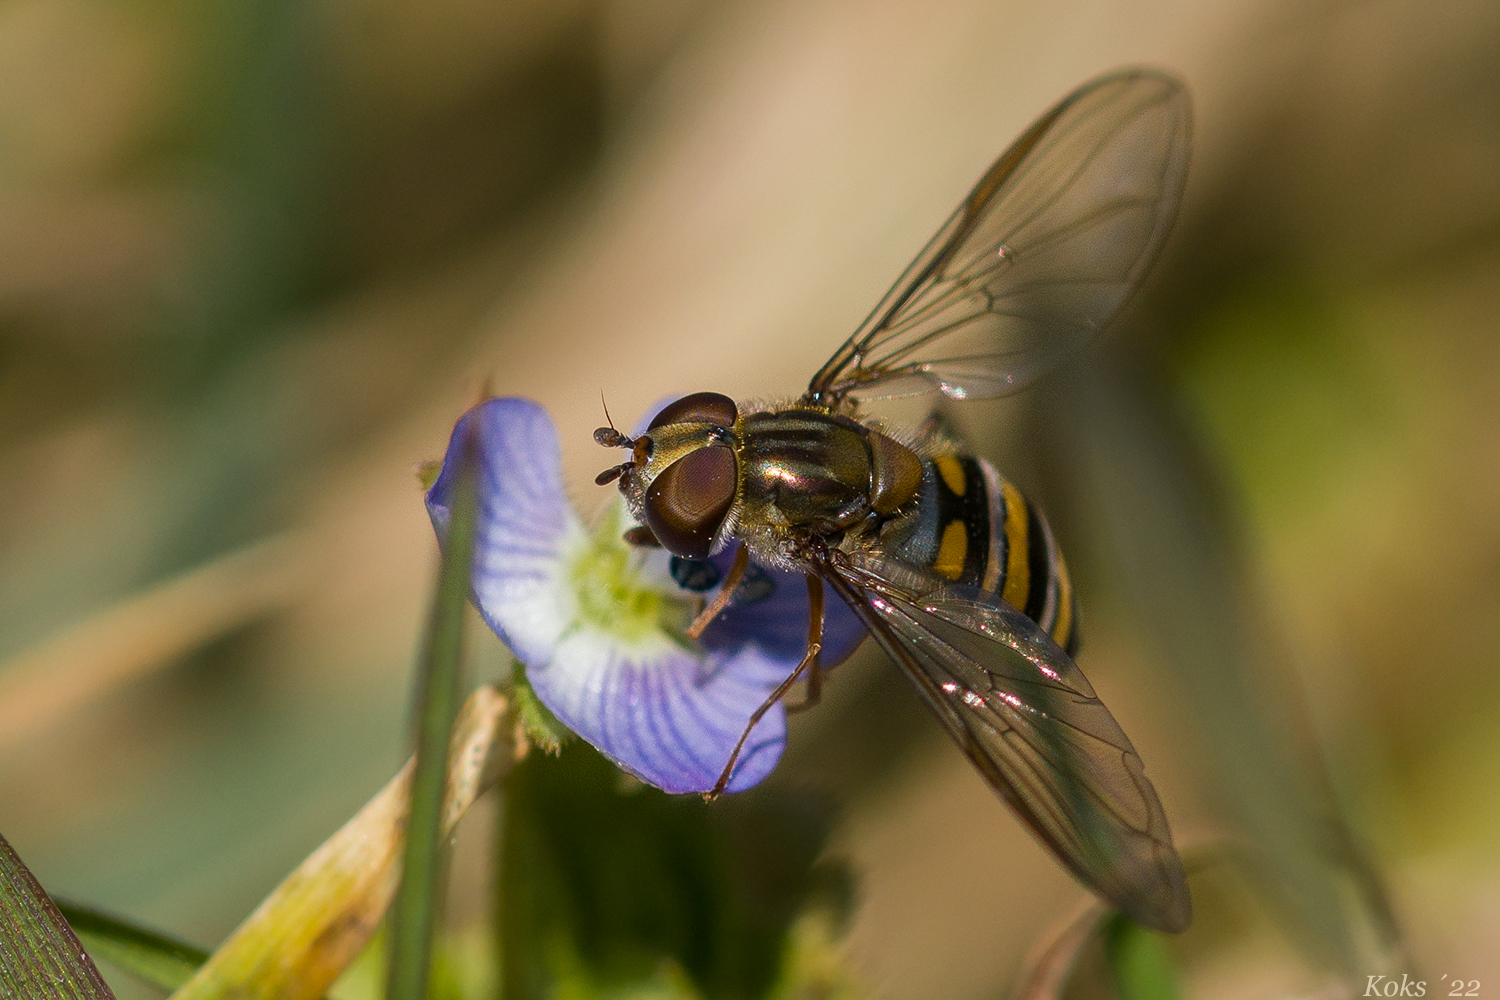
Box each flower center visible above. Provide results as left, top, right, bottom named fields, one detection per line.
left=567, top=502, right=694, bottom=645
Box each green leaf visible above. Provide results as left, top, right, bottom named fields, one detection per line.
left=416, top=459, right=443, bottom=491
left=55, top=900, right=209, bottom=992
left=0, top=832, right=118, bottom=1000
left=1102, top=914, right=1180, bottom=1000
left=500, top=743, right=850, bottom=1000
left=510, top=664, right=571, bottom=754
left=388, top=425, right=482, bottom=1000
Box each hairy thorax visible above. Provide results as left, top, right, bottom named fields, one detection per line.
left=733, top=407, right=923, bottom=565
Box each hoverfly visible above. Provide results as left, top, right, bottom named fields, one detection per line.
left=594, top=69, right=1193, bottom=932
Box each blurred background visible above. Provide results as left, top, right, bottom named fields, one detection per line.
left=2, top=0, right=1499, bottom=995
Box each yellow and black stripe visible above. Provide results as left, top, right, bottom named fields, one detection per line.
left=886, top=455, right=1079, bottom=656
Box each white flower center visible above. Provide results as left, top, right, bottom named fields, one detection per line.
left=564, top=502, right=695, bottom=650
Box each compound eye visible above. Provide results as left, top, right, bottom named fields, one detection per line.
left=648, top=392, right=738, bottom=431
left=642, top=446, right=737, bottom=558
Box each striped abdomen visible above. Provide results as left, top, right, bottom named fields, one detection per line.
left=881, top=455, right=1079, bottom=655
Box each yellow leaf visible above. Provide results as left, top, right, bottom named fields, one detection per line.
left=169, top=686, right=523, bottom=1000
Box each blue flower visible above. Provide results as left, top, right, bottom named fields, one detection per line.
left=425, top=397, right=865, bottom=794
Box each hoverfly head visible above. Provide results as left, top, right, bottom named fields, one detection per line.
left=595, top=391, right=741, bottom=559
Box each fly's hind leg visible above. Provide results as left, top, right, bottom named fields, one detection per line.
left=704, top=573, right=825, bottom=800
left=915, top=408, right=965, bottom=453
left=784, top=574, right=824, bottom=714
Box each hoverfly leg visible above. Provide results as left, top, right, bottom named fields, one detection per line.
left=784, top=662, right=822, bottom=714
left=685, top=544, right=750, bottom=640
left=784, top=574, right=824, bottom=714
left=915, top=409, right=963, bottom=452
left=704, top=631, right=823, bottom=801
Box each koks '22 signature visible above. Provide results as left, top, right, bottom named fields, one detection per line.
left=1366, top=977, right=1481, bottom=997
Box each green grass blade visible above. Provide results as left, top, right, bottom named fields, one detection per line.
left=57, top=901, right=350, bottom=1000
left=0, top=833, right=118, bottom=1000
left=54, top=899, right=209, bottom=992
left=1103, top=915, right=1180, bottom=1000
left=387, top=426, right=481, bottom=1000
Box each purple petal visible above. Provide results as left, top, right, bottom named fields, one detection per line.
left=698, top=544, right=867, bottom=668
left=528, top=629, right=791, bottom=793
left=426, top=397, right=580, bottom=665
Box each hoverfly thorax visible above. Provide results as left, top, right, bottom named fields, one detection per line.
left=595, top=391, right=742, bottom=559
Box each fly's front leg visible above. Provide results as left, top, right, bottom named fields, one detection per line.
left=785, top=574, right=824, bottom=714
left=686, top=544, right=750, bottom=640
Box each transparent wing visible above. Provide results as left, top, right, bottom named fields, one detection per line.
left=820, top=549, right=1191, bottom=932
left=808, top=69, right=1191, bottom=403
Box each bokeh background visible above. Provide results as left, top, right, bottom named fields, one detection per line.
left=2, top=0, right=1499, bottom=995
